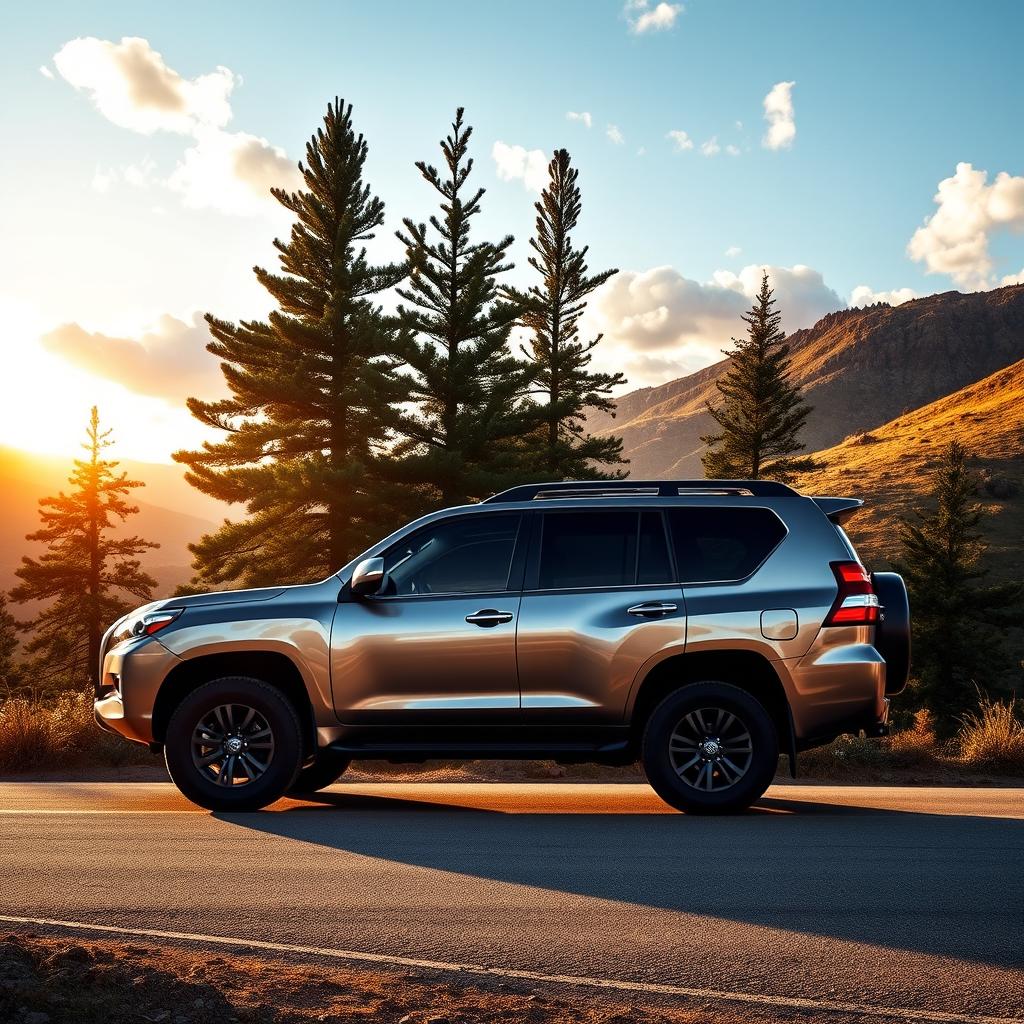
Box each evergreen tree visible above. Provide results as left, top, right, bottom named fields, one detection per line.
left=175, top=99, right=408, bottom=587
left=504, top=149, right=625, bottom=479
left=392, top=108, right=529, bottom=505
left=11, top=408, right=157, bottom=690
left=0, top=593, right=21, bottom=693
left=893, top=441, right=1023, bottom=735
left=701, top=272, right=820, bottom=481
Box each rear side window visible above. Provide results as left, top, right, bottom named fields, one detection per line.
left=538, top=509, right=673, bottom=590
left=667, top=507, right=786, bottom=583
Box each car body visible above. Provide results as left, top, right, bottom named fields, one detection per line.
left=95, top=479, right=909, bottom=812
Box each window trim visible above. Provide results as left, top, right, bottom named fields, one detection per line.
left=666, top=505, right=789, bottom=586
left=372, top=511, right=527, bottom=601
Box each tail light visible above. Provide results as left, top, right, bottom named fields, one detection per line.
left=824, top=561, right=879, bottom=626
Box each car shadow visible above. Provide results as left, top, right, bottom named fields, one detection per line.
left=217, top=787, right=1024, bottom=970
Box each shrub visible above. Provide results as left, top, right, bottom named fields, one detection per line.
left=958, top=696, right=1024, bottom=772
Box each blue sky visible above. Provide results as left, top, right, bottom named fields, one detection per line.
left=1, top=0, right=1023, bottom=460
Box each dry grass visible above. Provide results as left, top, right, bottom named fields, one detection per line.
left=957, top=695, right=1024, bottom=772
left=0, top=692, right=153, bottom=773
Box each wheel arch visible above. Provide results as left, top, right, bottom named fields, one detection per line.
left=628, top=649, right=796, bottom=772
left=151, top=650, right=316, bottom=758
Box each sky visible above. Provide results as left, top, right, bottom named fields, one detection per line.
left=1, top=0, right=1023, bottom=463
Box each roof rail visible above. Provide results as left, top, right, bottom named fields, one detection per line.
left=482, top=479, right=799, bottom=503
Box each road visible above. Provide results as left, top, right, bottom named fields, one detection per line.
left=1, top=783, right=1022, bottom=1022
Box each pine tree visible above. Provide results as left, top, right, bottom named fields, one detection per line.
left=174, top=100, right=409, bottom=587
left=701, top=272, right=820, bottom=481
left=503, top=149, right=625, bottom=479
left=893, top=441, right=1023, bottom=735
left=11, top=408, right=157, bottom=691
left=392, top=108, right=529, bottom=505
left=0, top=593, right=21, bottom=693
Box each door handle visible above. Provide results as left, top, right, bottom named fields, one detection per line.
left=627, top=602, right=678, bottom=618
left=466, top=609, right=514, bottom=627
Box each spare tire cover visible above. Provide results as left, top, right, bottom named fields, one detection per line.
left=872, top=572, right=911, bottom=695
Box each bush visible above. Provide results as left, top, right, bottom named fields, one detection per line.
left=958, top=696, right=1024, bottom=772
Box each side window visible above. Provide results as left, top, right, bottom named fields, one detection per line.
left=537, top=509, right=673, bottom=590
left=383, top=514, right=521, bottom=597
left=667, top=507, right=786, bottom=583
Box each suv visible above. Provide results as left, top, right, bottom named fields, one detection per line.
left=95, top=480, right=909, bottom=814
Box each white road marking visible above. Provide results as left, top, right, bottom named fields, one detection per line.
left=0, top=914, right=1019, bottom=1024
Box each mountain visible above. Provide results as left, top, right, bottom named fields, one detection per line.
left=0, top=447, right=223, bottom=605
left=590, top=284, right=1024, bottom=478
left=795, top=359, right=1024, bottom=580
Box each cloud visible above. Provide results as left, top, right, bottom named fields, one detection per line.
left=92, top=157, right=157, bottom=193
left=762, top=81, right=796, bottom=150
left=53, top=36, right=234, bottom=135
left=700, top=137, right=720, bottom=157
left=907, top=162, right=1024, bottom=289
left=588, top=263, right=845, bottom=385
left=51, top=35, right=297, bottom=216
left=606, top=124, right=625, bottom=145
left=41, top=313, right=222, bottom=402
left=626, top=0, right=684, bottom=33
left=492, top=141, right=548, bottom=193
left=1000, top=268, right=1024, bottom=287
left=666, top=129, right=693, bottom=152
left=566, top=111, right=592, bottom=129
left=169, top=126, right=300, bottom=215
left=724, top=246, right=742, bottom=258
left=39, top=65, right=54, bottom=80
left=848, top=285, right=918, bottom=307
left=725, top=143, right=741, bottom=157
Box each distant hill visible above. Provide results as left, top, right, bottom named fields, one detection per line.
left=795, top=359, right=1024, bottom=581
left=0, top=447, right=223, bottom=605
left=591, top=284, right=1024, bottom=478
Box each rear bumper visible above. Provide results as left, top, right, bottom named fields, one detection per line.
left=795, top=698, right=890, bottom=751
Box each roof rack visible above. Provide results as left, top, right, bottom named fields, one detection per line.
left=482, top=479, right=799, bottom=503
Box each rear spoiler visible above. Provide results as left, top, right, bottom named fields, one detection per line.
left=812, top=496, right=865, bottom=526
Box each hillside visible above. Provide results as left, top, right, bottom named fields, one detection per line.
left=796, top=359, right=1024, bottom=581
left=591, top=284, right=1024, bottom=478
left=0, top=447, right=221, bottom=604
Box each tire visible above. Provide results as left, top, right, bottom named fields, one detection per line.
left=642, top=682, right=778, bottom=814
left=164, top=676, right=303, bottom=812
left=872, top=572, right=911, bottom=695
left=288, top=750, right=351, bottom=794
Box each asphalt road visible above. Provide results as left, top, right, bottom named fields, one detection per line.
left=1, top=783, right=1022, bottom=1021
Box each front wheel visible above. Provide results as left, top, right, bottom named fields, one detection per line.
left=642, top=682, right=778, bottom=814
left=164, top=676, right=303, bottom=812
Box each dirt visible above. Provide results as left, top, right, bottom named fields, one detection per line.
left=0, top=932, right=839, bottom=1024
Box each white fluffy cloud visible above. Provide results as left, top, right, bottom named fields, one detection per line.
left=566, top=111, right=592, bottom=129
left=606, top=124, right=625, bottom=145
left=492, top=141, right=549, bottom=192
left=625, top=0, right=684, bottom=33
left=666, top=129, right=693, bottom=151
left=1000, top=268, right=1024, bottom=286
left=700, top=137, right=720, bottom=157
left=54, top=37, right=234, bottom=135
left=588, top=263, right=845, bottom=385
left=907, top=162, right=1024, bottom=289
left=848, top=285, right=918, bottom=308
left=762, top=81, right=796, bottom=150
left=724, top=246, right=742, bottom=258
left=41, top=312, right=222, bottom=402
left=52, top=36, right=298, bottom=216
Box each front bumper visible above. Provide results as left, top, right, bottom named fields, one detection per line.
left=93, top=637, right=181, bottom=745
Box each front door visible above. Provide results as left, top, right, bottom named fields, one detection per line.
left=516, top=508, right=686, bottom=723
left=330, top=512, right=526, bottom=721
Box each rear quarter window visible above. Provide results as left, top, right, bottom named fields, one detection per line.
left=667, top=507, right=787, bottom=583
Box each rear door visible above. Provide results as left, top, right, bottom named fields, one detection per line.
left=515, top=507, right=686, bottom=722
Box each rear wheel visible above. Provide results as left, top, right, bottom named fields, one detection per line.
left=164, top=676, right=303, bottom=812
left=642, top=682, right=778, bottom=814
left=288, top=750, right=351, bottom=794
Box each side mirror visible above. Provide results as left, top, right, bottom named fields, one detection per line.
left=350, top=556, right=387, bottom=597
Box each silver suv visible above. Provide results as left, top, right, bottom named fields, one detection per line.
left=95, top=480, right=910, bottom=813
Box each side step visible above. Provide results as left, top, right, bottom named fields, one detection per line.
left=326, top=739, right=633, bottom=764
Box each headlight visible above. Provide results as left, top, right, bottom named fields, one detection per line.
left=110, top=607, right=184, bottom=647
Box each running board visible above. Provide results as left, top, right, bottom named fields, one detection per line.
left=326, top=739, right=632, bottom=763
